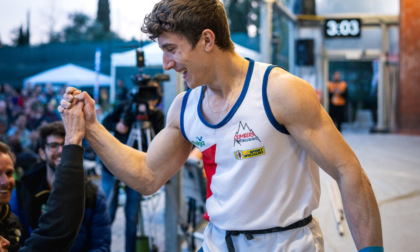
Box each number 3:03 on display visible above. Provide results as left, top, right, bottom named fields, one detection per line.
left=324, top=18, right=361, bottom=38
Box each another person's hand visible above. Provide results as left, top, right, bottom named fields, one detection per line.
left=116, top=119, right=129, bottom=134
left=59, top=87, right=82, bottom=108
left=0, top=236, right=10, bottom=252
left=59, top=87, right=97, bottom=129
left=59, top=95, right=85, bottom=146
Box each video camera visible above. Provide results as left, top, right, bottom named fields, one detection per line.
left=130, top=73, right=169, bottom=103
left=122, top=73, right=169, bottom=126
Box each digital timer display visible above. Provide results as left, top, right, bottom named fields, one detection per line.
left=324, top=18, right=361, bottom=38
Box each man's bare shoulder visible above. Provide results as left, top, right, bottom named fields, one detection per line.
left=266, top=68, right=320, bottom=125
left=267, top=67, right=311, bottom=90
left=165, top=91, right=188, bottom=129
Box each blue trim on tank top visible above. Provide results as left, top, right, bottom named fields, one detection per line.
left=180, top=89, right=192, bottom=141
left=262, top=65, right=290, bottom=135
left=197, top=58, right=255, bottom=129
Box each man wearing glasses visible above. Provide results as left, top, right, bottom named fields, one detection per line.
left=10, top=121, right=112, bottom=252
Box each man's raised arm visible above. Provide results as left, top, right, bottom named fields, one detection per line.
left=60, top=87, right=193, bottom=195
left=21, top=96, right=86, bottom=251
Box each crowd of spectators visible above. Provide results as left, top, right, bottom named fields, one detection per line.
left=0, top=82, right=71, bottom=176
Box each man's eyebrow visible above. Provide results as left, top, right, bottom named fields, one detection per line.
left=160, top=43, right=173, bottom=49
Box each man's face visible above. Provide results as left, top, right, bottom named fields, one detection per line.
left=0, top=153, right=15, bottom=205
left=158, top=32, right=209, bottom=89
left=0, top=101, right=6, bottom=114
left=333, top=72, right=341, bottom=81
left=39, top=135, right=64, bottom=171
left=16, top=115, right=27, bottom=128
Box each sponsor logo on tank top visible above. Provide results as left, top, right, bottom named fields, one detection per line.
left=234, top=147, right=266, bottom=160
left=234, top=121, right=261, bottom=146
left=191, top=136, right=205, bottom=147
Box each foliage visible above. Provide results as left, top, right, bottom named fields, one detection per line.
left=61, top=12, right=119, bottom=42
left=11, top=26, right=30, bottom=46
left=97, top=0, right=110, bottom=33
left=51, top=0, right=114, bottom=43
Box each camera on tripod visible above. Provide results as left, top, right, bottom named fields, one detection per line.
left=122, top=73, right=169, bottom=126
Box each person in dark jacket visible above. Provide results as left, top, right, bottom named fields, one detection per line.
left=0, top=142, right=22, bottom=252
left=1, top=96, right=88, bottom=251
left=20, top=97, right=87, bottom=251
left=10, top=122, right=111, bottom=252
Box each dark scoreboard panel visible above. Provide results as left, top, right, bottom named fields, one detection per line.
left=324, top=18, right=362, bottom=38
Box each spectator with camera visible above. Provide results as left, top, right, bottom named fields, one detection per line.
left=101, top=78, right=164, bottom=252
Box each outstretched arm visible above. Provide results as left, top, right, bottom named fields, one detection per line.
left=20, top=98, right=86, bottom=251
left=267, top=69, right=383, bottom=250
left=60, top=87, right=193, bottom=195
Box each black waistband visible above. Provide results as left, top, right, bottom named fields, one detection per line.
left=225, top=215, right=313, bottom=252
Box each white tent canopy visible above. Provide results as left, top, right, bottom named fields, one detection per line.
left=111, top=41, right=261, bottom=68
left=24, top=63, right=111, bottom=88
left=111, top=42, right=163, bottom=68
left=109, top=42, right=261, bottom=103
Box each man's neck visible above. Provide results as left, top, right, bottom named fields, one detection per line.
left=206, top=52, right=247, bottom=97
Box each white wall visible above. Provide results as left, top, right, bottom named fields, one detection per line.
left=316, top=0, right=399, bottom=15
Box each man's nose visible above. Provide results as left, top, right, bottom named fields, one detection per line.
left=56, top=144, right=64, bottom=153
left=162, top=54, right=175, bottom=71
left=0, top=174, right=7, bottom=185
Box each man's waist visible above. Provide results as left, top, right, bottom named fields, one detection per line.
left=225, top=215, right=313, bottom=252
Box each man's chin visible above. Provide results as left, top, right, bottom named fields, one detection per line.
left=0, top=196, right=11, bottom=205
left=187, top=82, right=200, bottom=90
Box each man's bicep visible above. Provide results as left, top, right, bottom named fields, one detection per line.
left=289, top=102, right=360, bottom=181
left=145, top=92, right=192, bottom=189
left=146, top=125, right=192, bottom=187
left=268, top=74, right=358, bottom=178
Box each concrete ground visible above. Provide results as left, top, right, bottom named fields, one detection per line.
left=103, top=130, right=420, bottom=252
left=315, top=131, right=420, bottom=252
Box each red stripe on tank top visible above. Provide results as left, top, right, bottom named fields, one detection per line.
left=202, top=144, right=217, bottom=222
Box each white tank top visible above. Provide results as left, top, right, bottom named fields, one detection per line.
left=180, top=59, right=321, bottom=231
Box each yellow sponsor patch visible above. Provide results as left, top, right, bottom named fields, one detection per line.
left=234, top=147, right=265, bottom=160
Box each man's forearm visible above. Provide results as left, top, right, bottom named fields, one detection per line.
left=85, top=121, right=150, bottom=193
left=339, top=169, right=383, bottom=250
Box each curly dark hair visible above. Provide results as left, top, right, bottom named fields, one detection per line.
left=38, top=121, right=65, bottom=150
left=141, top=0, right=234, bottom=50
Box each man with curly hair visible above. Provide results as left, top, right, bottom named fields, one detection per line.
left=59, top=1, right=383, bottom=251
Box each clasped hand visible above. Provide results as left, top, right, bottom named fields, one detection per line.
left=57, top=87, right=97, bottom=146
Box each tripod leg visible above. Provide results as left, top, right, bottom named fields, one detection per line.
left=187, top=198, right=196, bottom=251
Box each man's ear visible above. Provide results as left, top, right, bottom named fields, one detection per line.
left=39, top=148, right=46, bottom=161
left=201, top=29, right=215, bottom=52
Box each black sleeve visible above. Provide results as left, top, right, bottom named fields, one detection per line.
left=19, top=145, right=85, bottom=252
